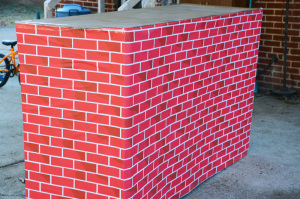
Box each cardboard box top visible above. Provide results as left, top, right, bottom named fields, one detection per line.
left=19, top=4, right=259, bottom=29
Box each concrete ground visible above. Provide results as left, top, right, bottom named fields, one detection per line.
left=0, top=27, right=299, bottom=199
left=0, top=27, right=25, bottom=199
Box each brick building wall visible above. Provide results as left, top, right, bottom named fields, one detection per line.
left=17, top=7, right=262, bottom=198
left=54, top=0, right=116, bottom=14
left=254, top=0, right=300, bottom=91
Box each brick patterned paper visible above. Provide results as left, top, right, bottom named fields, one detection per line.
left=17, top=7, right=263, bottom=199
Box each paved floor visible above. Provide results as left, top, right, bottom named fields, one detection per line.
left=0, top=27, right=299, bottom=199
left=0, top=27, right=25, bottom=198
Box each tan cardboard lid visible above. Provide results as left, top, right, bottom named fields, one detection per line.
left=18, top=4, right=259, bottom=29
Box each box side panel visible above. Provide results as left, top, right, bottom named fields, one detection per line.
left=120, top=9, right=263, bottom=199
left=17, top=24, right=135, bottom=199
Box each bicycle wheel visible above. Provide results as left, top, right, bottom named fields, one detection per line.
left=0, top=54, right=10, bottom=88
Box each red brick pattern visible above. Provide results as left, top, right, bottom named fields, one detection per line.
left=254, top=0, right=300, bottom=91
left=17, top=9, right=262, bottom=199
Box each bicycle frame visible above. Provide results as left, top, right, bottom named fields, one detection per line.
left=0, top=48, right=18, bottom=73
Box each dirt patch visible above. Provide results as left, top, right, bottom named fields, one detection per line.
left=0, top=3, right=43, bottom=27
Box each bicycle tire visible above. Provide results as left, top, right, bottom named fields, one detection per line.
left=10, top=66, right=15, bottom=77
left=0, top=54, right=10, bottom=88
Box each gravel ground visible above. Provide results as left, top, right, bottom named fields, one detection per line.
left=0, top=27, right=299, bottom=199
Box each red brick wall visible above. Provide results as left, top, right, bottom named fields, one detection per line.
left=16, top=8, right=262, bottom=198
left=254, top=0, right=300, bottom=91
left=53, top=0, right=116, bottom=15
